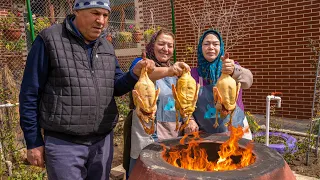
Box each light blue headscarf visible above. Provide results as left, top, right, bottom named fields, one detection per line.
left=197, top=29, right=224, bottom=86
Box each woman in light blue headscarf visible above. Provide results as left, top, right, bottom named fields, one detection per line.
left=189, top=29, right=253, bottom=139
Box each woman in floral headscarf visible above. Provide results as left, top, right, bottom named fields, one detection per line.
left=189, top=29, right=253, bottom=139
left=124, top=29, right=198, bottom=177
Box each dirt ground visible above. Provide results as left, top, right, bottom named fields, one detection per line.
left=289, top=151, right=320, bottom=178
left=285, top=135, right=320, bottom=178
left=112, top=134, right=124, bottom=169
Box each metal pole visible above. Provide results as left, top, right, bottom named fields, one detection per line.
left=316, top=55, right=320, bottom=157
left=26, top=0, right=35, bottom=42
left=170, top=0, right=176, bottom=62
left=306, top=54, right=320, bottom=164
left=316, top=118, right=320, bottom=157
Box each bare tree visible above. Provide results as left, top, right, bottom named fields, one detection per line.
left=178, top=0, right=253, bottom=52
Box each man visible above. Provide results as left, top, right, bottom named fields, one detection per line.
left=19, top=0, right=154, bottom=179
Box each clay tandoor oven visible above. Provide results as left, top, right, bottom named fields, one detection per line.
left=129, top=134, right=296, bottom=180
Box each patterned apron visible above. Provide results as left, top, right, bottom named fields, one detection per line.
left=193, top=75, right=252, bottom=139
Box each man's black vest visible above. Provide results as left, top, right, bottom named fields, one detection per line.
left=38, top=18, right=118, bottom=136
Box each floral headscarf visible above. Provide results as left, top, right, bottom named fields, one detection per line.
left=197, top=29, right=225, bottom=86
left=145, top=30, right=172, bottom=67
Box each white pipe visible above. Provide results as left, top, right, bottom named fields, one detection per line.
left=0, top=103, right=19, bottom=108
left=266, top=95, right=282, bottom=146
left=0, top=141, right=4, bottom=161
left=266, top=97, right=270, bottom=146
left=5, top=160, right=12, bottom=176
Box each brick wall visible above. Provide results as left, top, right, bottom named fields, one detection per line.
left=141, top=0, right=172, bottom=31
left=142, top=0, right=320, bottom=120
left=233, top=0, right=319, bottom=120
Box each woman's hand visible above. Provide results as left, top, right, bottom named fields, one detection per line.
left=169, top=62, right=191, bottom=77
left=184, top=119, right=199, bottom=134
left=221, top=52, right=235, bottom=75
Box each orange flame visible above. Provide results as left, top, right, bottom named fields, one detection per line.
left=162, top=126, right=255, bottom=171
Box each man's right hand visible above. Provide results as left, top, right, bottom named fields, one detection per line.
left=27, top=146, right=45, bottom=168
left=133, top=52, right=156, bottom=76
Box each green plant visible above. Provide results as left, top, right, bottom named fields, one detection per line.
left=0, top=66, right=45, bottom=179
left=117, top=31, right=132, bottom=43
left=2, top=39, right=25, bottom=52
left=0, top=12, right=20, bottom=30
left=306, top=38, right=320, bottom=68
left=268, top=105, right=283, bottom=130
left=143, top=26, right=161, bottom=42
left=181, top=44, right=195, bottom=62
left=312, top=118, right=319, bottom=135
left=133, top=26, right=141, bottom=33
left=9, top=164, right=46, bottom=180
left=253, top=134, right=286, bottom=145
left=114, top=94, right=130, bottom=136
left=115, top=94, right=130, bottom=119
left=33, top=16, right=51, bottom=35
left=245, top=111, right=260, bottom=133
left=129, top=24, right=141, bottom=33
left=283, top=135, right=310, bottom=164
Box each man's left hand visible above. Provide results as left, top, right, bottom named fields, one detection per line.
left=133, top=52, right=155, bottom=76
left=221, top=52, right=235, bottom=75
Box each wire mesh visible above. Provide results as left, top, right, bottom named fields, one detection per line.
left=0, top=0, right=147, bottom=89
left=29, top=0, right=145, bottom=50
left=0, top=0, right=175, bottom=91
left=0, top=6, right=26, bottom=93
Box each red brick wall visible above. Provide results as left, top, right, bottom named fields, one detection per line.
left=142, top=0, right=320, bottom=120
left=233, top=0, right=319, bottom=120
left=141, top=0, right=172, bottom=31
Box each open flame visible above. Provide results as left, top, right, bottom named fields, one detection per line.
left=161, top=126, right=255, bottom=171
